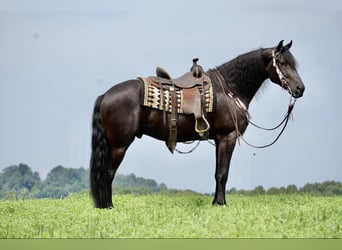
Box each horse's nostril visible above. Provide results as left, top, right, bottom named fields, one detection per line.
left=293, top=84, right=305, bottom=98
left=296, top=85, right=305, bottom=93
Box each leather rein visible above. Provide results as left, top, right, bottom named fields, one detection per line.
left=241, top=98, right=296, bottom=148
left=212, top=49, right=297, bottom=149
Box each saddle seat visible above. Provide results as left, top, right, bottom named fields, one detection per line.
left=155, top=58, right=206, bottom=89
left=155, top=69, right=205, bottom=89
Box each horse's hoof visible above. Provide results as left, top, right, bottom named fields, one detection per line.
left=212, top=199, right=226, bottom=206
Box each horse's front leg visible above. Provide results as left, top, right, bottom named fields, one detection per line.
left=213, top=132, right=237, bottom=205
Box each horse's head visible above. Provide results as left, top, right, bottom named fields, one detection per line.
left=266, top=40, right=305, bottom=98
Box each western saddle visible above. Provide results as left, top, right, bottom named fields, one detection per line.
left=143, top=58, right=212, bottom=153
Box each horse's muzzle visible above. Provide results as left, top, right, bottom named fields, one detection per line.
left=292, top=84, right=305, bottom=98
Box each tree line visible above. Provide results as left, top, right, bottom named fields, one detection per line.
left=0, top=163, right=167, bottom=199
left=1, top=163, right=342, bottom=199
left=226, top=182, right=342, bottom=196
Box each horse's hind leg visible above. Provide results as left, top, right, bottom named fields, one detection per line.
left=91, top=79, right=142, bottom=208
left=90, top=93, right=136, bottom=209
left=91, top=142, right=132, bottom=209
left=105, top=144, right=132, bottom=207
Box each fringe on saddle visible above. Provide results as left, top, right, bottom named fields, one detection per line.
left=138, top=75, right=215, bottom=153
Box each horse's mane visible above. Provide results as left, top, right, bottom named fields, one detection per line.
left=213, top=48, right=269, bottom=99
left=210, top=47, right=297, bottom=101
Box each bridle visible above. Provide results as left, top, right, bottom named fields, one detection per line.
left=272, top=49, right=293, bottom=96
left=213, top=49, right=297, bottom=149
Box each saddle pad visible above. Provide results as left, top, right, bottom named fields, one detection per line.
left=140, top=77, right=214, bottom=114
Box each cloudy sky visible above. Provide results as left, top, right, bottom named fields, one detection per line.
left=1, top=1, right=342, bottom=193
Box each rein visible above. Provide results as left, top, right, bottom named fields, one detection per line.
left=175, top=140, right=201, bottom=154
left=248, top=98, right=295, bottom=131
left=241, top=98, right=296, bottom=148
left=212, top=64, right=296, bottom=149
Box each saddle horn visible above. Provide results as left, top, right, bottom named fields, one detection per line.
left=190, top=58, right=203, bottom=78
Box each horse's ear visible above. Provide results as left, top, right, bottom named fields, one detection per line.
left=276, top=40, right=284, bottom=52
left=284, top=40, right=292, bottom=50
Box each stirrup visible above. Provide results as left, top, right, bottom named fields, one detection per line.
left=195, top=115, right=210, bottom=136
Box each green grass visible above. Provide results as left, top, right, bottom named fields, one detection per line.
left=0, top=193, right=341, bottom=238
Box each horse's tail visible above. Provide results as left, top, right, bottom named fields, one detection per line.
left=90, top=94, right=111, bottom=208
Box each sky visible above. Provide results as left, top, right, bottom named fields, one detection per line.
left=1, top=1, right=342, bottom=193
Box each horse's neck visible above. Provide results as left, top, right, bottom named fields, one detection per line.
left=217, top=48, right=271, bottom=106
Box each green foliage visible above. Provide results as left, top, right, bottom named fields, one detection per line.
left=0, top=164, right=90, bottom=199
left=113, top=173, right=168, bottom=194
left=252, top=185, right=266, bottom=195
left=0, top=164, right=170, bottom=199
left=227, top=182, right=342, bottom=196
left=0, top=164, right=40, bottom=199
left=300, top=181, right=342, bottom=196
left=1, top=163, right=342, bottom=200
left=0, top=193, right=341, bottom=238
left=37, top=166, right=89, bottom=199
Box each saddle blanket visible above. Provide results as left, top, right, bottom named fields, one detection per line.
left=139, top=77, right=214, bottom=114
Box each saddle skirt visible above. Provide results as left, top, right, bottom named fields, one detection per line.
left=140, top=76, right=214, bottom=115
left=139, top=70, right=215, bottom=153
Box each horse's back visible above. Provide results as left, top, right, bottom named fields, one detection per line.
left=101, top=79, right=142, bottom=107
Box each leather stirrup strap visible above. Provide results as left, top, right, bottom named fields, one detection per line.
left=159, top=80, right=167, bottom=125
left=167, top=85, right=177, bottom=153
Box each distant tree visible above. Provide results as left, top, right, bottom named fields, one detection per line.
left=38, top=166, right=88, bottom=198
left=267, top=187, right=282, bottom=195
left=158, top=183, right=168, bottom=192
left=299, top=181, right=342, bottom=196
left=113, top=173, right=167, bottom=193
left=227, top=188, right=237, bottom=194
left=252, top=185, right=266, bottom=195
left=324, top=181, right=342, bottom=195
left=0, top=164, right=41, bottom=195
left=286, top=184, right=298, bottom=194
left=300, top=183, right=315, bottom=194
left=237, top=189, right=250, bottom=195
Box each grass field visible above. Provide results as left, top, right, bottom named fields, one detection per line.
left=0, top=193, right=341, bottom=238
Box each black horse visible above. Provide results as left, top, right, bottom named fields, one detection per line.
left=90, top=40, right=305, bottom=208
